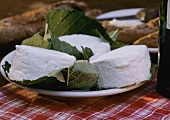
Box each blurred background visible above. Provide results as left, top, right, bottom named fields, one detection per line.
left=0, top=0, right=160, bottom=19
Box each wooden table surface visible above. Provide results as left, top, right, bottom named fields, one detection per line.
left=0, top=0, right=161, bottom=87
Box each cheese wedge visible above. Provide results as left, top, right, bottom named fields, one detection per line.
left=59, top=34, right=111, bottom=60
left=90, top=45, right=151, bottom=89
left=8, top=45, right=76, bottom=81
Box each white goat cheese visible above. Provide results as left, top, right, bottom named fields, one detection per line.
left=90, top=45, right=151, bottom=89
left=58, top=34, right=111, bottom=60
left=8, top=45, right=76, bottom=81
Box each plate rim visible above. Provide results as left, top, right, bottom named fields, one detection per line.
left=96, top=8, right=144, bottom=19
left=0, top=50, right=145, bottom=98
left=148, top=48, right=158, bottom=53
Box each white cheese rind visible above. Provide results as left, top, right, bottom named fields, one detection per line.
left=58, top=34, right=111, bottom=60
left=8, top=45, right=76, bottom=81
left=90, top=45, right=151, bottom=89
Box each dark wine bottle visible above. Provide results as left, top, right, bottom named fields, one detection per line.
left=157, top=0, right=170, bottom=98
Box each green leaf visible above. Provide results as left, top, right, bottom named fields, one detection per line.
left=67, top=60, right=99, bottom=90
left=108, top=29, right=119, bottom=42
left=13, top=77, right=67, bottom=91
left=21, top=33, right=51, bottom=49
left=96, top=25, right=113, bottom=43
left=48, top=60, right=99, bottom=90
left=108, top=29, right=129, bottom=50
left=110, top=41, right=129, bottom=50
left=2, top=61, right=11, bottom=78
left=45, top=9, right=112, bottom=43
left=50, top=34, right=83, bottom=60
left=81, top=46, right=94, bottom=61
left=150, top=63, right=158, bottom=79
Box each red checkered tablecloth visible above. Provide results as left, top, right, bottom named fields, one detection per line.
left=0, top=78, right=169, bottom=120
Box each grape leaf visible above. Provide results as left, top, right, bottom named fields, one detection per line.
left=2, top=61, right=11, bottom=78
left=108, top=30, right=129, bottom=50
left=49, top=60, right=99, bottom=90
left=67, top=60, right=99, bottom=90
left=45, top=9, right=113, bottom=43
left=14, top=77, right=67, bottom=91
left=81, top=46, right=94, bottom=61
left=21, top=33, right=51, bottom=49
left=50, top=34, right=83, bottom=60
left=108, top=29, right=119, bottom=42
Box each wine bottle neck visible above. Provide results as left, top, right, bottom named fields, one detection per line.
left=167, top=0, right=170, bottom=29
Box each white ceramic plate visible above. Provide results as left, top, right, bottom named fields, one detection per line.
left=0, top=50, right=145, bottom=98
left=96, top=8, right=158, bottom=53
left=148, top=48, right=158, bottom=53
left=96, top=8, right=143, bottom=19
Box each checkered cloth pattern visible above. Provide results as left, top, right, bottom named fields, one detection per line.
left=0, top=77, right=169, bottom=120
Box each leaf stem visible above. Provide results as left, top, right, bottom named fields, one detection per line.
left=66, top=66, right=70, bottom=86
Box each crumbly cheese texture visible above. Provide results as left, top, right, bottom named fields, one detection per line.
left=8, top=45, right=76, bottom=81
left=90, top=45, right=151, bottom=89
left=59, top=34, right=111, bottom=60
